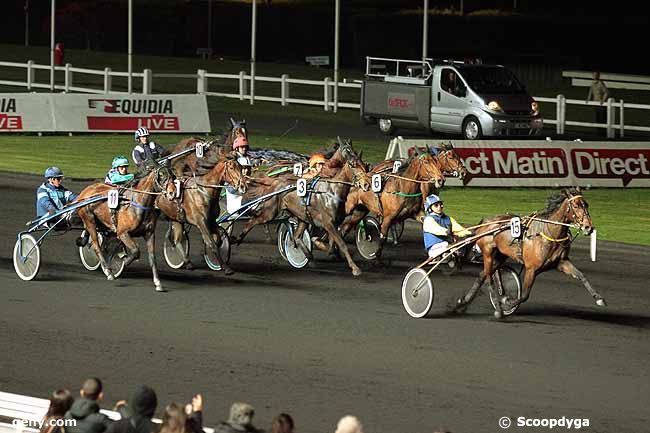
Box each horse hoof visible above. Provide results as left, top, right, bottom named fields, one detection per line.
left=494, top=310, right=504, bottom=320
left=106, top=274, right=115, bottom=281
left=183, top=261, right=195, bottom=270
left=352, top=268, right=362, bottom=277
left=155, top=285, right=167, bottom=293
left=596, top=298, right=607, bottom=307
left=223, top=267, right=235, bottom=276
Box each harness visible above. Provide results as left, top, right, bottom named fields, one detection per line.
left=302, top=176, right=321, bottom=207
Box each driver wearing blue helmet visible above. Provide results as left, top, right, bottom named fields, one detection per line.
left=36, top=167, right=78, bottom=218
left=105, top=156, right=135, bottom=185
left=422, top=193, right=471, bottom=259
left=131, top=127, right=169, bottom=168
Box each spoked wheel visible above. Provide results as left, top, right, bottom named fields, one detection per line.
left=401, top=267, right=434, bottom=318
left=204, top=226, right=231, bottom=271
left=356, top=216, right=382, bottom=261
left=79, top=230, right=103, bottom=271
left=13, top=234, right=41, bottom=281
left=489, top=265, right=523, bottom=316
left=163, top=224, right=190, bottom=269
left=283, top=226, right=312, bottom=269
left=103, top=236, right=127, bottom=278
left=387, top=220, right=405, bottom=245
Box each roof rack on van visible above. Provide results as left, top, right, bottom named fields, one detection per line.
left=365, top=56, right=483, bottom=85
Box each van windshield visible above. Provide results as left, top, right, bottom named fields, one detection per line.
left=460, top=66, right=526, bottom=94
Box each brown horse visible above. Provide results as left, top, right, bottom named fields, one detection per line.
left=456, top=188, right=606, bottom=319
left=340, top=153, right=445, bottom=247
left=234, top=139, right=371, bottom=276
left=170, top=117, right=248, bottom=177
left=156, top=154, right=247, bottom=274
left=75, top=165, right=177, bottom=292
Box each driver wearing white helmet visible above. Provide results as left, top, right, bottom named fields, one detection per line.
left=131, top=127, right=169, bottom=167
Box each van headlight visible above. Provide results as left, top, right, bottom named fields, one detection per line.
left=487, top=101, right=502, bottom=112
left=531, top=101, right=539, bottom=115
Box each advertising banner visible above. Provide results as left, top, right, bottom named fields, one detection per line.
left=386, top=138, right=650, bottom=187
left=0, top=94, right=55, bottom=132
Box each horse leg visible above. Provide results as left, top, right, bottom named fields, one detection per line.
left=323, top=221, right=362, bottom=277
left=340, top=208, right=368, bottom=239
left=481, top=253, right=508, bottom=319
left=144, top=228, right=165, bottom=292
left=200, top=220, right=234, bottom=275
left=293, top=222, right=314, bottom=259
left=171, top=221, right=194, bottom=269
left=82, top=212, right=114, bottom=280
left=263, top=224, right=273, bottom=243
left=454, top=270, right=487, bottom=314
left=557, top=259, right=607, bottom=306
left=117, top=232, right=140, bottom=268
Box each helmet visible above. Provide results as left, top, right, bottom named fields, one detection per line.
left=308, top=153, right=327, bottom=168
left=112, top=155, right=130, bottom=169
left=424, top=194, right=442, bottom=211
left=134, top=127, right=150, bottom=141
left=44, top=166, right=64, bottom=178
left=232, top=136, right=249, bottom=150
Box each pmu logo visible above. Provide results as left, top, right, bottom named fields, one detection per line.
left=88, top=98, right=174, bottom=114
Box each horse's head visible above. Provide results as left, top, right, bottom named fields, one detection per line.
left=338, top=137, right=370, bottom=191
left=432, top=143, right=467, bottom=179
left=224, top=157, right=248, bottom=195
left=415, top=153, right=445, bottom=189
left=225, top=117, right=248, bottom=149
left=564, top=188, right=593, bottom=235
left=153, top=164, right=177, bottom=201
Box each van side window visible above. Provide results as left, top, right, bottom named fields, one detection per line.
left=441, top=69, right=461, bottom=97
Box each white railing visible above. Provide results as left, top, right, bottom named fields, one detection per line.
left=2, top=60, right=650, bottom=136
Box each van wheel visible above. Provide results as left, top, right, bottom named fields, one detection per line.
left=462, top=117, right=482, bottom=140
left=378, top=118, right=395, bottom=135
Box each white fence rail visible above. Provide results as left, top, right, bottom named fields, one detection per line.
left=2, top=60, right=650, bottom=136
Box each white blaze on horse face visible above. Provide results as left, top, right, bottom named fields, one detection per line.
left=173, top=179, right=182, bottom=199
left=372, top=174, right=382, bottom=192
left=107, top=189, right=119, bottom=209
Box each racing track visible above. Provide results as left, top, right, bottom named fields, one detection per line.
left=1, top=172, right=649, bottom=433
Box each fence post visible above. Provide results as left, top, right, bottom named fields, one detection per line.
left=606, top=97, right=614, bottom=139
left=104, top=67, right=112, bottom=93
left=324, top=77, right=330, bottom=111
left=27, top=60, right=34, bottom=90
left=64, top=63, right=72, bottom=92
left=560, top=95, right=566, bottom=135
left=281, top=74, right=289, bottom=106
left=143, top=69, right=152, bottom=94
left=197, top=69, right=207, bottom=94
left=556, top=94, right=562, bottom=135
left=238, top=71, right=246, bottom=100
left=619, top=99, right=625, bottom=138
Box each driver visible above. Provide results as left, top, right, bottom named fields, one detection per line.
left=303, top=153, right=327, bottom=179
left=422, top=193, right=471, bottom=259
left=36, top=167, right=78, bottom=219
left=225, top=136, right=252, bottom=214
left=131, top=127, right=170, bottom=168
left=105, top=155, right=135, bottom=186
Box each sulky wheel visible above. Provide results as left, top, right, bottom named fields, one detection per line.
left=103, top=236, right=127, bottom=278
left=489, top=265, right=523, bottom=316
left=356, top=216, right=382, bottom=261
left=401, top=267, right=434, bottom=318
left=79, top=230, right=103, bottom=271
left=283, top=226, right=312, bottom=269
left=276, top=220, right=293, bottom=260
left=13, top=234, right=41, bottom=281
left=204, top=226, right=232, bottom=271
left=163, top=224, right=190, bottom=270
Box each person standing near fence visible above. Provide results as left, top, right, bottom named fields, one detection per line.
left=586, top=71, right=609, bottom=136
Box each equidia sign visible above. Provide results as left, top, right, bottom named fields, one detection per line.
left=386, top=138, right=650, bottom=187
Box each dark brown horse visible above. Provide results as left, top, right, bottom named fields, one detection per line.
left=456, top=188, right=606, bottom=319
left=156, top=154, right=248, bottom=274
left=340, top=153, right=445, bottom=246
left=234, top=139, right=371, bottom=276
left=75, top=165, right=177, bottom=291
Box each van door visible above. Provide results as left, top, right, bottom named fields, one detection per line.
left=430, top=68, right=467, bottom=133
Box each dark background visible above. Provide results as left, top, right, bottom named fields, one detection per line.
left=1, top=0, right=648, bottom=73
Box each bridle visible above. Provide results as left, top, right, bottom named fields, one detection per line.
left=417, top=154, right=445, bottom=187
left=565, top=193, right=592, bottom=231
left=436, top=149, right=466, bottom=178
left=225, top=159, right=247, bottom=193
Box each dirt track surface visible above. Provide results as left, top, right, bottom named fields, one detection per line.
left=1, top=173, right=649, bottom=433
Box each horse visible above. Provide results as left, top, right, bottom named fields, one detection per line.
left=234, top=139, right=371, bottom=276
left=339, top=152, right=446, bottom=251
left=156, top=154, right=248, bottom=274
left=455, top=188, right=606, bottom=319
left=75, top=164, right=177, bottom=292
left=169, top=117, right=248, bottom=177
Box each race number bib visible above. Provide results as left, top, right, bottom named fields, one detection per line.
left=173, top=179, right=182, bottom=199
left=195, top=142, right=204, bottom=158
left=371, top=174, right=382, bottom=192
left=392, top=161, right=402, bottom=174
left=296, top=178, right=307, bottom=197
left=107, top=189, right=119, bottom=209
left=510, top=216, right=521, bottom=238
left=293, top=163, right=303, bottom=177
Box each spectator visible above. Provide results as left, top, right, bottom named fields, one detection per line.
left=40, top=389, right=74, bottom=433
left=159, top=397, right=203, bottom=433
left=64, top=378, right=112, bottom=433
left=334, top=415, right=363, bottom=433
left=105, top=385, right=158, bottom=433
left=270, top=413, right=294, bottom=433
left=586, top=71, right=609, bottom=136
left=213, top=402, right=264, bottom=433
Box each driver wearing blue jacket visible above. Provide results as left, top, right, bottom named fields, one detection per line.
left=36, top=167, right=78, bottom=218
left=422, top=193, right=471, bottom=259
